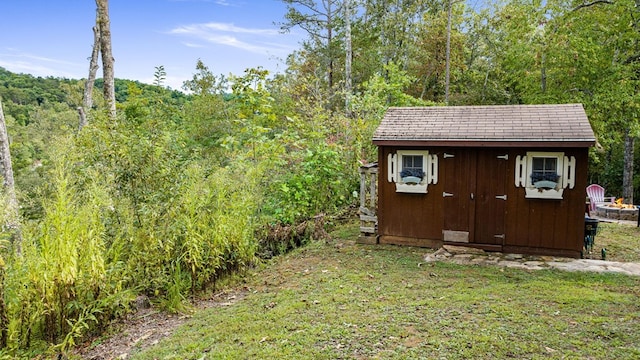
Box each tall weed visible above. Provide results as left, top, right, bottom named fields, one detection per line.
left=162, top=160, right=261, bottom=303
left=1, top=136, right=134, bottom=353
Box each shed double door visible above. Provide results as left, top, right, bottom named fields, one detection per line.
left=442, top=149, right=507, bottom=247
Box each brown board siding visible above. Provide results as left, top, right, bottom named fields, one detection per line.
left=377, top=147, right=443, bottom=243
left=377, top=146, right=588, bottom=257
left=502, top=148, right=588, bottom=255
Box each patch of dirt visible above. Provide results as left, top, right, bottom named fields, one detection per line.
left=72, top=289, right=248, bottom=360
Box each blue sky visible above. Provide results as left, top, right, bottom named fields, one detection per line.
left=0, top=0, right=303, bottom=90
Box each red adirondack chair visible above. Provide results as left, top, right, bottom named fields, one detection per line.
left=586, top=184, right=614, bottom=212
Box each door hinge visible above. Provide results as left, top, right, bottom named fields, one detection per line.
left=495, top=195, right=507, bottom=200
left=494, top=234, right=505, bottom=239
left=443, top=192, right=454, bottom=197
left=497, top=154, right=509, bottom=160
left=443, top=153, right=455, bottom=158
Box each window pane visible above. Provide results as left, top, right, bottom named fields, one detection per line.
left=403, top=156, right=412, bottom=168
left=403, top=155, right=423, bottom=170
left=545, top=158, right=556, bottom=171
left=533, top=157, right=556, bottom=172
left=532, top=158, right=544, bottom=171
left=531, top=157, right=558, bottom=184
left=413, top=155, right=423, bottom=169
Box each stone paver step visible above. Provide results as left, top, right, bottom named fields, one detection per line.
left=424, top=247, right=640, bottom=277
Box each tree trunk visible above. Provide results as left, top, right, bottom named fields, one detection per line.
left=327, top=3, right=334, bottom=100
left=0, top=99, right=21, bottom=256
left=445, top=0, right=452, bottom=104
left=0, top=261, right=7, bottom=348
left=622, top=129, right=634, bottom=204
left=96, top=0, right=116, bottom=120
left=344, top=0, right=352, bottom=117
left=540, top=52, right=547, bottom=93
left=80, top=14, right=102, bottom=131
left=0, top=100, right=13, bottom=349
left=77, top=107, right=88, bottom=133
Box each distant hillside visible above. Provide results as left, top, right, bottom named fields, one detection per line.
left=0, top=66, right=190, bottom=117
left=0, top=66, right=193, bottom=220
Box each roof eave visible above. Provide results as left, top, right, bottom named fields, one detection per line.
left=372, top=139, right=596, bottom=148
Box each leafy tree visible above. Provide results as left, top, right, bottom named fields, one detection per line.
left=407, top=3, right=466, bottom=102
left=558, top=0, right=640, bottom=203
left=467, top=0, right=640, bottom=201
left=359, top=0, right=433, bottom=69
left=280, top=0, right=344, bottom=101
left=180, top=60, right=232, bottom=154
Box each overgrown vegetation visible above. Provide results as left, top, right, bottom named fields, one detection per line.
left=0, top=0, right=638, bottom=356
left=0, top=64, right=371, bottom=356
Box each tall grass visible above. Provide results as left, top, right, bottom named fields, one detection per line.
left=142, top=160, right=262, bottom=308
left=1, top=137, right=135, bottom=355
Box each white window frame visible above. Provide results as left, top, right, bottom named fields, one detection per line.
left=526, top=151, right=563, bottom=189
left=388, top=150, right=438, bottom=194
left=515, top=151, right=575, bottom=200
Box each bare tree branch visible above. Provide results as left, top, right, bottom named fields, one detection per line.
left=572, top=0, right=613, bottom=12
left=624, top=53, right=640, bottom=64
left=80, top=12, right=101, bottom=132
left=84, top=17, right=100, bottom=111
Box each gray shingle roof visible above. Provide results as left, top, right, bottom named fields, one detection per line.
left=373, top=104, right=596, bottom=146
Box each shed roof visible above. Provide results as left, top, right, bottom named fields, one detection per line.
left=373, top=104, right=596, bottom=147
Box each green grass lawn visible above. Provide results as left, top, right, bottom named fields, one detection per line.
left=595, top=222, right=640, bottom=262
left=130, top=221, right=640, bottom=359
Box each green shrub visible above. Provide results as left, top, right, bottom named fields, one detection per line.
left=264, top=144, right=354, bottom=225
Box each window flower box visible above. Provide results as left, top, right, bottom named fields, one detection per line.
left=533, top=180, right=558, bottom=190
left=401, top=176, right=423, bottom=185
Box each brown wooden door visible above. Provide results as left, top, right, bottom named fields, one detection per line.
left=442, top=149, right=506, bottom=247
left=474, top=150, right=507, bottom=246
left=442, top=149, right=476, bottom=243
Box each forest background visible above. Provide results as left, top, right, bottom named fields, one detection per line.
left=0, top=0, right=638, bottom=356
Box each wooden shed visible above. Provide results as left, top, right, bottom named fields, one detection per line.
left=373, top=104, right=596, bottom=258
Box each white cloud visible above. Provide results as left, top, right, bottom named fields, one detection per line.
left=0, top=49, right=82, bottom=78
left=0, top=49, right=80, bottom=67
left=169, top=22, right=294, bottom=55
left=200, top=22, right=279, bottom=35
left=0, top=60, right=76, bottom=78
left=183, top=42, right=205, bottom=48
